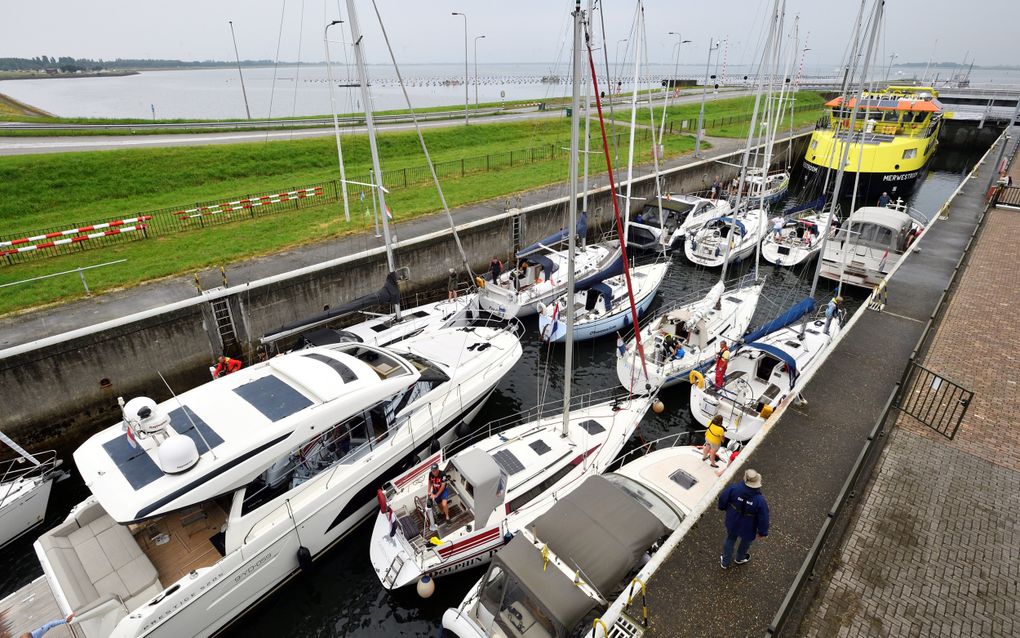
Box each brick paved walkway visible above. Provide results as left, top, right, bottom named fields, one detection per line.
left=797, top=208, right=1020, bottom=637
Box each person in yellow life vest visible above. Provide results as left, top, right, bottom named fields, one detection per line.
left=427, top=464, right=450, bottom=522
left=701, top=414, right=726, bottom=468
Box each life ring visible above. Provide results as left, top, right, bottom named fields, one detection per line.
left=689, top=370, right=705, bottom=389
left=377, top=488, right=388, bottom=514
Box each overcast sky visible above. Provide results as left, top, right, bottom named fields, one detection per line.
left=2, top=0, right=1016, bottom=69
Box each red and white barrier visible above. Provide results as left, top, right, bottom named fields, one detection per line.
left=1, top=225, right=147, bottom=256
left=175, top=187, right=324, bottom=220
left=0, top=216, right=153, bottom=248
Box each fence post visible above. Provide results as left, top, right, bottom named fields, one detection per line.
left=461, top=158, right=465, bottom=177
left=403, top=167, right=408, bottom=188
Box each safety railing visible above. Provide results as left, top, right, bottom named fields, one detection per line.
left=0, top=449, right=60, bottom=504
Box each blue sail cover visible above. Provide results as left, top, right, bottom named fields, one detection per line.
left=783, top=195, right=828, bottom=216
left=516, top=212, right=589, bottom=258
left=576, top=250, right=623, bottom=290
left=530, top=254, right=558, bottom=281
left=741, top=297, right=815, bottom=344
left=712, top=216, right=746, bottom=236
left=588, top=282, right=614, bottom=312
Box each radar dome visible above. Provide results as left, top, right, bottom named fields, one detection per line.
left=123, top=396, right=170, bottom=435
left=158, top=435, right=200, bottom=474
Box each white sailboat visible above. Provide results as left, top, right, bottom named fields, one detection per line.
left=31, top=5, right=524, bottom=637
left=761, top=209, right=831, bottom=267
left=441, top=436, right=735, bottom=638
left=684, top=209, right=766, bottom=267
left=0, top=433, right=64, bottom=549
left=368, top=1, right=651, bottom=593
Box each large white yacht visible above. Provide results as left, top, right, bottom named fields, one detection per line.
left=34, top=324, right=521, bottom=638
left=624, top=194, right=732, bottom=252
left=819, top=202, right=927, bottom=289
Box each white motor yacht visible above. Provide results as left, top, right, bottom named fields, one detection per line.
left=625, top=194, right=732, bottom=252
left=34, top=324, right=521, bottom=638
left=441, top=440, right=734, bottom=638
left=536, top=261, right=670, bottom=342
left=368, top=392, right=652, bottom=590
left=617, top=278, right=764, bottom=393
left=819, top=202, right=927, bottom=289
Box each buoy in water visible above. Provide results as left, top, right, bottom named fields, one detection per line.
left=417, top=575, right=435, bottom=598
left=652, top=400, right=665, bottom=414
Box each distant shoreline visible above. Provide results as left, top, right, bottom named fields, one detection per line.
left=0, top=70, right=139, bottom=81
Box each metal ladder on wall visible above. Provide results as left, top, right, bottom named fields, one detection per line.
left=210, top=298, right=238, bottom=353
left=510, top=210, right=525, bottom=255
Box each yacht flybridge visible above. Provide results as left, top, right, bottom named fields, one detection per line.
left=369, top=393, right=653, bottom=590
left=35, top=324, right=521, bottom=638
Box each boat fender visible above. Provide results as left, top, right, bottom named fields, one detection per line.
left=297, top=546, right=313, bottom=573
left=689, top=370, right=705, bottom=389
left=417, top=575, right=435, bottom=599
left=652, top=400, right=665, bottom=414
left=390, top=520, right=399, bottom=538
left=430, top=439, right=441, bottom=454
left=475, top=276, right=485, bottom=288
left=759, top=404, right=774, bottom=419
left=377, top=488, right=388, bottom=514
left=503, top=531, right=514, bottom=544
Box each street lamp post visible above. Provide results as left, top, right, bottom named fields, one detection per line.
left=474, top=35, right=486, bottom=109
left=614, top=38, right=628, bottom=97
left=228, top=21, right=252, bottom=120
left=660, top=32, right=691, bottom=142
left=885, top=52, right=898, bottom=83
left=695, top=38, right=719, bottom=158
left=452, top=12, right=468, bottom=125
left=324, top=19, right=351, bottom=222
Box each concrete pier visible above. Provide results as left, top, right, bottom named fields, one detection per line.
left=622, top=128, right=1017, bottom=637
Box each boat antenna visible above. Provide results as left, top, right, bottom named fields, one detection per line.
left=157, top=370, right=218, bottom=460
left=562, top=0, right=583, bottom=438
left=368, top=0, right=476, bottom=282
left=345, top=0, right=401, bottom=321
left=801, top=0, right=884, bottom=336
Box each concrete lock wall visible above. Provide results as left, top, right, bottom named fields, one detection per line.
left=0, top=133, right=810, bottom=454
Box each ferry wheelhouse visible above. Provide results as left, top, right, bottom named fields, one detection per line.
left=803, top=86, right=943, bottom=197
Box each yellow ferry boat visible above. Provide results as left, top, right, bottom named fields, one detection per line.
left=802, top=85, right=943, bottom=198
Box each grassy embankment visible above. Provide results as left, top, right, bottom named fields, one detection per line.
left=614, top=91, right=827, bottom=139
left=0, top=118, right=695, bottom=315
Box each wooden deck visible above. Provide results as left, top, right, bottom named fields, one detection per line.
left=132, top=501, right=228, bottom=587
left=0, top=576, right=74, bottom=638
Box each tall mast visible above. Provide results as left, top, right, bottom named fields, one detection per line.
left=562, top=0, right=583, bottom=438
left=621, top=3, right=643, bottom=245
left=581, top=0, right=594, bottom=218
left=802, top=0, right=884, bottom=332
left=323, top=20, right=351, bottom=223
left=344, top=0, right=401, bottom=321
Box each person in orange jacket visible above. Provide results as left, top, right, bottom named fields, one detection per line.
left=213, top=356, right=243, bottom=378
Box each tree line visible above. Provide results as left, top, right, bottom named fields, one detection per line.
left=0, top=57, right=276, bottom=73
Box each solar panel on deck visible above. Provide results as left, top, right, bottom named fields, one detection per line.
left=579, top=420, right=606, bottom=435
left=302, top=353, right=358, bottom=383
left=492, top=449, right=526, bottom=475
left=529, top=440, right=551, bottom=455
left=168, top=405, right=224, bottom=453
left=234, top=375, right=313, bottom=422
left=102, top=436, right=163, bottom=491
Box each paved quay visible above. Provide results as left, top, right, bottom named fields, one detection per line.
left=796, top=208, right=1020, bottom=638
left=0, top=128, right=776, bottom=350
left=636, top=131, right=1013, bottom=637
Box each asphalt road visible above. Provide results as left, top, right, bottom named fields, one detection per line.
left=0, top=90, right=752, bottom=156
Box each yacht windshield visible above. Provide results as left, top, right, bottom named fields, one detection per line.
left=479, top=566, right=559, bottom=638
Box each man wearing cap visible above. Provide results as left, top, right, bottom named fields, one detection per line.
left=428, top=464, right=451, bottom=522
left=824, top=296, right=844, bottom=336
left=718, top=469, right=770, bottom=569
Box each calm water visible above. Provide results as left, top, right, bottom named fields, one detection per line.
left=0, top=144, right=985, bottom=635
left=2, top=63, right=1016, bottom=120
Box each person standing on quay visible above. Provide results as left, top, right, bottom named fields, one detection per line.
left=718, top=469, right=769, bottom=569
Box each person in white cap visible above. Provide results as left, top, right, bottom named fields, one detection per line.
left=718, top=468, right=770, bottom=569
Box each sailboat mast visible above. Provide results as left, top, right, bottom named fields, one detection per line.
left=562, top=0, right=583, bottom=438
left=622, top=3, right=643, bottom=245
left=581, top=0, right=594, bottom=216
left=345, top=0, right=401, bottom=321
left=802, top=0, right=884, bottom=324
left=323, top=22, right=351, bottom=223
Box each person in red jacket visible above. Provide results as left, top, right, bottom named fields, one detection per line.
left=714, top=342, right=730, bottom=387
left=213, top=356, right=243, bottom=378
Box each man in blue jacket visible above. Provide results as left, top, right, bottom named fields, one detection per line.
left=718, top=468, right=770, bottom=569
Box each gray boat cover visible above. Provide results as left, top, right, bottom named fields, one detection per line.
left=451, top=448, right=507, bottom=528
left=493, top=535, right=596, bottom=630
left=528, top=475, right=667, bottom=597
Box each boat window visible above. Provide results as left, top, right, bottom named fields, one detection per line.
left=507, top=462, right=575, bottom=513
left=604, top=473, right=683, bottom=529
left=301, top=353, right=358, bottom=383
left=881, top=110, right=899, bottom=122
left=529, top=440, right=552, bottom=455
left=480, top=565, right=508, bottom=615
left=755, top=355, right=782, bottom=382
left=495, top=576, right=556, bottom=638
left=334, top=330, right=364, bottom=343
left=234, top=375, right=314, bottom=422
left=344, top=346, right=411, bottom=380
left=668, top=468, right=698, bottom=490
left=578, top=419, right=606, bottom=435
left=902, top=148, right=917, bottom=159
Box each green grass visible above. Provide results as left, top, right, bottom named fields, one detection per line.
left=614, top=91, right=827, bottom=138
left=0, top=119, right=695, bottom=315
